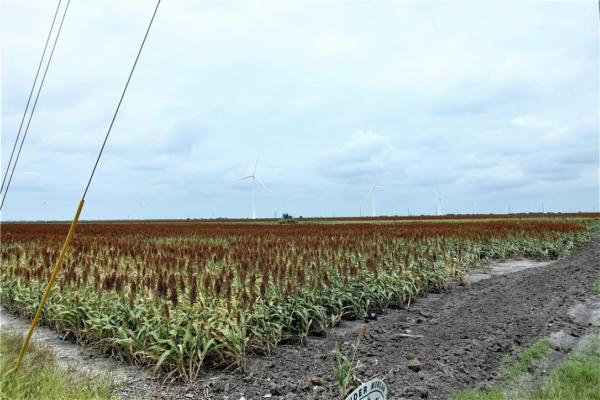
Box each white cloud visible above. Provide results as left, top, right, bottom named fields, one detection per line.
left=314, top=34, right=359, bottom=56
left=511, top=115, right=550, bottom=129
left=318, top=131, right=407, bottom=184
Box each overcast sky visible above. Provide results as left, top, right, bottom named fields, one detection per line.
left=1, top=0, right=598, bottom=220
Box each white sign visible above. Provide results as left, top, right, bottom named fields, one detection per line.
left=344, top=378, right=387, bottom=400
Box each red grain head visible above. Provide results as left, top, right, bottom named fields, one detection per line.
left=358, top=324, right=367, bottom=340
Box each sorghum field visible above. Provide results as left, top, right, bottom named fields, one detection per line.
left=1, top=214, right=598, bottom=381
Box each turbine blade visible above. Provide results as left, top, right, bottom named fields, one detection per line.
left=255, top=175, right=267, bottom=189
left=239, top=175, right=253, bottom=180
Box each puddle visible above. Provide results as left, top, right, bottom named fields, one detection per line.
left=468, top=259, right=556, bottom=284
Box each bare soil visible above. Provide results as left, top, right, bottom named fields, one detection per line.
left=185, top=236, right=599, bottom=400
left=2, top=236, right=598, bottom=400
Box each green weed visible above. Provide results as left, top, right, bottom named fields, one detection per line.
left=330, top=324, right=366, bottom=399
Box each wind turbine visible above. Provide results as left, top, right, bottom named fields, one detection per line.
left=239, top=158, right=266, bottom=219
left=42, top=201, right=48, bottom=222
left=436, top=191, right=445, bottom=216
left=366, top=182, right=383, bottom=217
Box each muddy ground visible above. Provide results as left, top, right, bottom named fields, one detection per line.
left=2, top=236, right=599, bottom=400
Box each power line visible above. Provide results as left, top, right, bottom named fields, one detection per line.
left=0, top=0, right=62, bottom=195
left=0, top=0, right=71, bottom=210
left=82, top=0, right=161, bottom=201
left=11, top=0, right=162, bottom=374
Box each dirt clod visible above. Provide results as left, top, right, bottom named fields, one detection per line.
left=307, top=375, right=327, bottom=386
left=408, top=358, right=422, bottom=372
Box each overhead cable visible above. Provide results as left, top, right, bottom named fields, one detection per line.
left=81, top=0, right=161, bottom=201
left=0, top=0, right=63, bottom=195
left=0, top=0, right=71, bottom=210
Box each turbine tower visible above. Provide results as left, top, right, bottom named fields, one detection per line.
left=436, top=191, right=445, bottom=216
left=240, top=158, right=266, bottom=219
left=366, top=183, right=384, bottom=217
left=42, top=201, right=48, bottom=222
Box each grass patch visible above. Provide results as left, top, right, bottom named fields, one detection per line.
left=531, top=337, right=600, bottom=400
left=594, top=275, right=600, bottom=294
left=0, top=330, right=113, bottom=399
left=452, top=336, right=600, bottom=400
left=499, top=338, right=552, bottom=380
left=452, top=389, right=506, bottom=400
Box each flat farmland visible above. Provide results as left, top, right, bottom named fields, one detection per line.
left=2, top=215, right=598, bottom=388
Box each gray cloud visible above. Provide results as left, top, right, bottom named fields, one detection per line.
left=1, top=0, right=598, bottom=220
